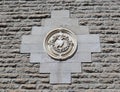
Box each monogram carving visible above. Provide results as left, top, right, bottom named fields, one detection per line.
left=43, top=28, right=77, bottom=60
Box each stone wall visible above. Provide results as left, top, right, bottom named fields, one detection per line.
left=0, top=0, right=120, bottom=92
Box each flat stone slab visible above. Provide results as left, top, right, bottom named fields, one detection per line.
left=40, top=63, right=81, bottom=73
left=51, top=10, right=70, bottom=18
left=50, top=72, right=71, bottom=84
left=31, top=25, right=89, bottom=35
left=21, top=34, right=100, bottom=53
left=29, top=52, right=92, bottom=63
left=42, top=18, right=79, bottom=27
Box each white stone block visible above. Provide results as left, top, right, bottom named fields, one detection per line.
left=20, top=44, right=44, bottom=53
left=30, top=53, right=46, bottom=63
left=78, top=26, right=89, bottom=34
left=40, top=62, right=81, bottom=84
left=30, top=52, right=92, bottom=63
left=77, top=43, right=101, bottom=52
left=40, top=63, right=81, bottom=73
left=77, top=34, right=101, bottom=52
left=65, top=52, right=91, bottom=63
left=30, top=53, right=59, bottom=63
left=77, top=34, right=100, bottom=43
left=51, top=10, right=69, bottom=18
left=43, top=18, right=78, bottom=27
left=31, top=25, right=89, bottom=36
left=31, top=24, right=89, bottom=36
left=32, top=26, right=42, bottom=31
left=21, top=35, right=44, bottom=44
left=31, top=26, right=49, bottom=35
left=60, top=25, right=89, bottom=35
left=50, top=73, right=71, bottom=84
left=32, top=25, right=67, bottom=35
left=78, top=52, right=92, bottom=62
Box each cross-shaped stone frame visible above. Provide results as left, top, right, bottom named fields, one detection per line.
left=20, top=10, right=101, bottom=84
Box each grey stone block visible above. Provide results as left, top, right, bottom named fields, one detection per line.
left=77, top=34, right=100, bottom=43
left=57, top=25, right=89, bottom=35
left=31, top=25, right=65, bottom=35
left=21, top=34, right=100, bottom=54
left=21, top=35, right=44, bottom=44
left=51, top=10, right=69, bottom=18
left=50, top=73, right=71, bottom=84
left=21, top=39, right=100, bottom=54
left=20, top=44, right=44, bottom=53
left=31, top=25, right=89, bottom=35
left=42, top=18, right=78, bottom=27
left=40, top=63, right=81, bottom=73
left=77, top=43, right=101, bottom=52
left=30, top=52, right=92, bottom=63
left=31, top=26, right=48, bottom=36
left=40, top=62, right=81, bottom=83
left=77, top=34, right=101, bottom=52
left=30, top=53, right=59, bottom=63
left=65, top=52, right=92, bottom=63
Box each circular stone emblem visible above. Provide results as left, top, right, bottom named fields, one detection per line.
left=43, top=28, right=77, bottom=60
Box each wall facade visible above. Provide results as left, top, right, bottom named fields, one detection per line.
left=0, top=0, right=120, bottom=92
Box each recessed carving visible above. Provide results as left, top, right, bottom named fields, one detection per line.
left=43, top=28, right=77, bottom=60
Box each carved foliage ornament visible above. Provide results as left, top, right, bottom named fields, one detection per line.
left=43, top=28, right=77, bottom=60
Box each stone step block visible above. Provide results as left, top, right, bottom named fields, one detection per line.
left=31, top=25, right=89, bottom=35
left=20, top=44, right=44, bottom=53
left=50, top=72, right=71, bottom=84
left=30, top=52, right=92, bottom=63
left=40, top=62, right=81, bottom=73
left=51, top=10, right=70, bottom=18
left=42, top=18, right=78, bottom=27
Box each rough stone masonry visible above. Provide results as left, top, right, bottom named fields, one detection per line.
left=0, top=0, right=120, bottom=92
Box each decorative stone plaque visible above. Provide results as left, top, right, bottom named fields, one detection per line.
left=44, top=28, right=77, bottom=60
left=20, top=10, right=101, bottom=84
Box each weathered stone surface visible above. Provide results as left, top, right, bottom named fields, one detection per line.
left=0, top=0, right=120, bottom=91
left=13, top=79, right=28, bottom=84
left=0, top=74, right=19, bottom=78
left=30, top=52, right=92, bottom=63
left=21, top=84, right=36, bottom=89
left=31, top=25, right=89, bottom=35
left=43, top=18, right=78, bottom=26
left=20, top=44, right=44, bottom=53
left=40, top=63, right=81, bottom=73
left=51, top=10, right=69, bottom=18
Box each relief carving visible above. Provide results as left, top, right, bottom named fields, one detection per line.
left=44, top=28, right=77, bottom=60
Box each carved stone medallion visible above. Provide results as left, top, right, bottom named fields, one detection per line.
left=43, top=28, right=77, bottom=60
left=20, top=10, right=101, bottom=84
